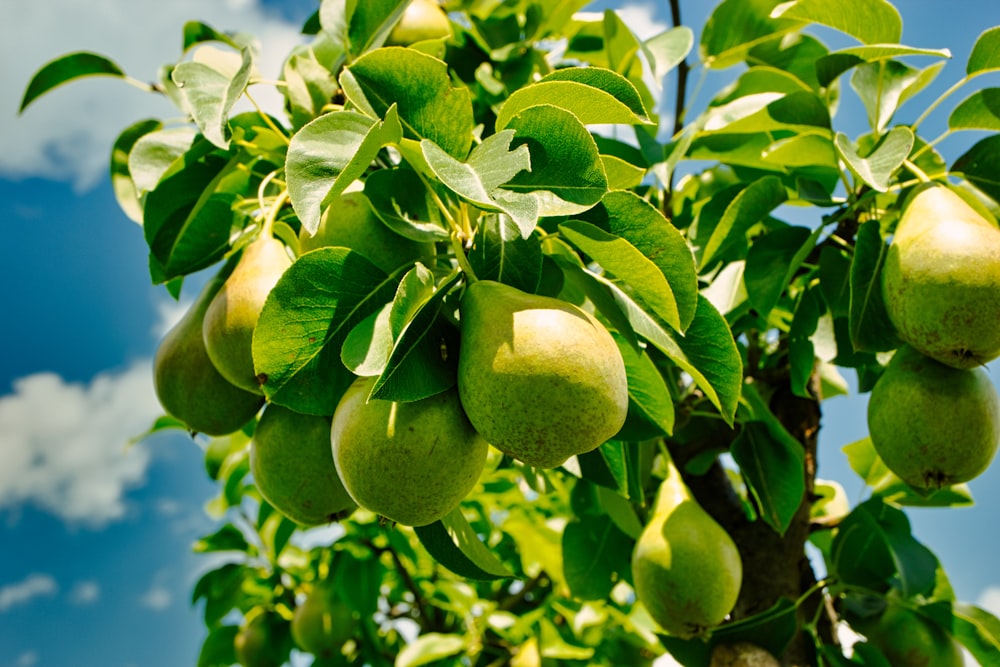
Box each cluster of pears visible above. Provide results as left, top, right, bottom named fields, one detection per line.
left=869, top=184, right=1000, bottom=490
left=631, top=457, right=742, bottom=638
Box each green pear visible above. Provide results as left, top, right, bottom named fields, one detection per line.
left=298, top=191, right=433, bottom=273
left=858, top=605, right=963, bottom=667
left=330, top=376, right=487, bottom=526
left=385, top=0, right=452, bottom=46
left=631, top=458, right=742, bottom=638
left=291, top=585, right=357, bottom=658
left=867, top=345, right=1000, bottom=489
left=251, top=403, right=356, bottom=526
left=882, top=183, right=1000, bottom=368
left=153, top=266, right=263, bottom=436
left=456, top=280, right=628, bottom=469
left=709, top=642, right=780, bottom=667
left=203, top=234, right=292, bottom=394
left=234, top=611, right=285, bottom=667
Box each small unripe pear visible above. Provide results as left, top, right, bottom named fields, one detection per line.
left=251, top=404, right=356, bottom=526
left=203, top=235, right=292, bottom=394
left=331, top=376, right=488, bottom=526
left=234, top=612, right=285, bottom=667
left=291, top=585, right=356, bottom=658
left=631, top=459, right=742, bottom=638
left=153, top=266, right=263, bottom=436
left=457, top=280, right=628, bottom=469
left=868, top=345, right=1000, bottom=489
left=883, top=183, right=1000, bottom=368
left=386, top=0, right=452, bottom=46
left=299, top=191, right=433, bottom=273
left=857, top=605, right=963, bottom=667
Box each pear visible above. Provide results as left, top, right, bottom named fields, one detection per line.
left=858, top=605, right=963, bottom=667
left=330, top=376, right=487, bottom=526
left=385, top=0, right=452, bottom=46
left=299, top=191, right=434, bottom=273
left=203, top=234, right=292, bottom=394
left=867, top=345, right=1000, bottom=489
left=882, top=183, right=1000, bottom=368
left=709, top=642, right=780, bottom=667
left=153, top=267, right=263, bottom=436
left=250, top=403, right=356, bottom=526
left=456, top=280, right=628, bottom=469
left=631, top=457, right=742, bottom=638
left=234, top=611, right=285, bottom=667
left=291, top=585, right=357, bottom=658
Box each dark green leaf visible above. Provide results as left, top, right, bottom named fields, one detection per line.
left=342, top=47, right=473, bottom=158
left=110, top=119, right=163, bottom=223
left=562, top=515, right=631, bottom=600
left=952, top=134, right=1000, bottom=203
left=348, top=0, right=409, bottom=56
left=614, top=332, right=675, bottom=437
left=20, top=51, right=126, bottom=113
left=365, top=166, right=451, bottom=242
left=771, top=0, right=902, bottom=45
left=702, top=90, right=831, bottom=135
left=192, top=562, right=249, bottom=627
left=414, top=509, right=515, bottom=580
left=253, top=247, right=398, bottom=415
left=197, top=625, right=239, bottom=667
left=183, top=21, right=245, bottom=51
left=732, top=422, right=805, bottom=536
left=744, top=225, right=815, bottom=318
left=172, top=47, right=253, bottom=149
left=287, top=107, right=403, bottom=235
left=819, top=245, right=853, bottom=317
left=712, top=598, right=799, bottom=659
left=193, top=524, right=250, bottom=553
left=835, top=127, right=913, bottom=192
left=953, top=603, right=1000, bottom=666
left=700, top=176, right=788, bottom=269
left=283, top=53, right=339, bottom=129
left=848, top=219, right=902, bottom=352
left=467, top=215, right=543, bottom=294
left=968, top=27, right=1000, bottom=76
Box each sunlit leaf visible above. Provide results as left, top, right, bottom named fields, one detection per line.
left=414, top=509, right=515, bottom=580
left=172, top=47, right=254, bottom=149
left=835, top=127, right=913, bottom=192
left=771, top=0, right=902, bottom=45
left=968, top=26, right=1000, bottom=76
left=20, top=51, right=126, bottom=113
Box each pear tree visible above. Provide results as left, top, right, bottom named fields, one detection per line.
left=20, top=0, right=1000, bottom=665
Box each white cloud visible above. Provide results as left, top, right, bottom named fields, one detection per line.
left=139, top=585, right=172, bottom=611
left=69, top=580, right=101, bottom=605
left=3, top=0, right=304, bottom=189
left=16, top=651, right=39, bottom=667
left=616, top=2, right=670, bottom=41
left=0, top=361, right=160, bottom=525
left=0, top=574, right=58, bottom=613
left=978, top=587, right=1000, bottom=617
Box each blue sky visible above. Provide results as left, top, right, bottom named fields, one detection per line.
left=1, top=1, right=999, bottom=666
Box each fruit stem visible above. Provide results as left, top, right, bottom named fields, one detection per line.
left=902, top=159, right=931, bottom=183
left=261, top=187, right=290, bottom=239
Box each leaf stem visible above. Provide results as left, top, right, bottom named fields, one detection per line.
left=902, top=159, right=932, bottom=183
left=911, top=76, right=968, bottom=131
left=245, top=90, right=291, bottom=145
left=451, top=233, right=478, bottom=282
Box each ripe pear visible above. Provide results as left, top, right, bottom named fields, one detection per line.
left=631, top=458, right=742, bottom=638
left=298, top=191, right=433, bottom=273
left=456, top=280, right=628, bottom=469
left=291, top=585, right=357, bottom=658
left=882, top=183, right=1000, bottom=368
left=867, top=345, right=1000, bottom=489
left=251, top=403, right=356, bottom=526
left=153, top=267, right=263, bottom=436
left=385, top=0, right=452, bottom=46
left=858, top=605, right=963, bottom=667
left=203, top=234, right=292, bottom=394
left=330, top=376, right=487, bottom=526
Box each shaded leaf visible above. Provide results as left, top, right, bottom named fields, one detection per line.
left=467, top=215, right=543, bottom=294
left=953, top=134, right=1000, bottom=203
left=110, top=119, right=163, bottom=224
left=20, top=51, right=126, bottom=113
left=744, top=225, right=816, bottom=318
left=193, top=524, right=250, bottom=553
left=700, top=176, right=788, bottom=269
left=848, top=219, right=902, bottom=352
left=365, top=166, right=451, bottom=242
left=414, top=509, right=515, bottom=580
left=614, top=332, right=675, bottom=437
left=562, top=515, right=631, bottom=601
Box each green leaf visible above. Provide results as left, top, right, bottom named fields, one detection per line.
left=197, top=625, right=239, bottom=667
left=851, top=60, right=922, bottom=133
left=701, top=0, right=803, bottom=69
left=172, top=47, right=253, bottom=149
left=341, top=47, right=473, bottom=158
left=414, top=508, right=515, bottom=580
left=702, top=91, right=831, bottom=135
left=643, top=26, right=694, bottom=82
left=562, top=515, right=631, bottom=601
left=110, top=119, right=163, bottom=224
left=953, top=134, right=1000, bottom=203
left=192, top=562, right=250, bottom=627
left=950, top=88, right=1000, bottom=131
left=560, top=219, right=682, bottom=331
left=193, top=524, right=250, bottom=553
left=953, top=603, right=1000, bottom=666
left=467, top=215, right=543, bottom=294
left=421, top=130, right=536, bottom=235
left=771, top=0, right=902, bottom=45
left=396, top=633, right=466, bottom=667
left=832, top=497, right=939, bottom=597
left=182, top=21, right=246, bottom=51
left=20, top=51, right=126, bottom=113
left=283, top=53, right=339, bottom=129
left=849, top=219, right=902, bottom=352
left=744, top=225, right=816, bottom=318
left=842, top=438, right=974, bottom=507
left=614, top=333, right=675, bottom=438
left=700, top=175, right=788, bottom=270
left=496, top=67, right=652, bottom=130
left=503, top=105, right=609, bottom=216
left=347, top=0, right=409, bottom=56
left=253, top=247, right=398, bottom=415
left=835, top=127, right=913, bottom=193
left=817, top=45, right=951, bottom=87
left=369, top=272, right=462, bottom=402
left=364, top=167, right=451, bottom=242
left=731, top=421, right=805, bottom=536
left=128, top=127, right=199, bottom=194
left=968, top=26, right=1000, bottom=76
left=287, top=107, right=403, bottom=235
